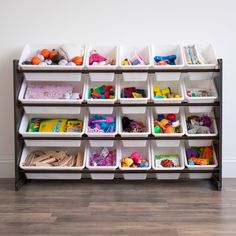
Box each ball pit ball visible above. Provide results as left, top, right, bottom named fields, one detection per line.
left=154, top=125, right=161, bottom=133
left=31, top=56, right=41, bottom=65
left=37, top=54, right=44, bottom=62
left=41, top=49, right=50, bottom=59
left=58, top=59, right=68, bottom=66
left=165, top=125, right=175, bottom=133
left=167, top=113, right=176, bottom=121
left=73, top=56, right=83, bottom=65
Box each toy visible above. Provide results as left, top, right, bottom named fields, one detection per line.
left=154, top=55, right=176, bottom=66
left=129, top=54, right=146, bottom=65
left=89, top=85, right=115, bottom=99
left=27, top=118, right=41, bottom=132
left=24, top=84, right=78, bottom=100
left=186, top=146, right=214, bottom=165
left=121, top=87, right=146, bottom=98
left=73, top=56, right=83, bottom=65
left=88, top=115, right=116, bottom=133
left=122, top=58, right=129, bottom=65
left=66, top=120, right=83, bottom=132
left=155, top=154, right=179, bottom=168
left=184, top=45, right=207, bottom=65
left=121, top=152, right=149, bottom=168
left=31, top=56, right=41, bottom=65
left=187, top=115, right=214, bottom=134
left=187, top=89, right=212, bottom=97
left=154, top=113, right=181, bottom=134
left=122, top=116, right=146, bottom=133
left=22, top=45, right=84, bottom=66
left=24, top=150, right=84, bottom=167
left=153, top=85, right=181, bottom=99
left=39, top=119, right=68, bottom=132
left=89, top=148, right=116, bottom=167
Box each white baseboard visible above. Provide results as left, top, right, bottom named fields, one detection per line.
left=0, top=158, right=236, bottom=178
left=0, top=158, right=14, bottom=178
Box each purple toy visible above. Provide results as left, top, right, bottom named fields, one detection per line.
left=186, top=148, right=198, bottom=158
left=89, top=148, right=116, bottom=167
left=200, top=115, right=212, bottom=128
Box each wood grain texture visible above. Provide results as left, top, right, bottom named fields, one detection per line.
left=0, top=179, right=235, bottom=236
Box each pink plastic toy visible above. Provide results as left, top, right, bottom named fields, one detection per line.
left=130, top=152, right=142, bottom=164
left=91, top=116, right=114, bottom=123
left=89, top=50, right=107, bottom=65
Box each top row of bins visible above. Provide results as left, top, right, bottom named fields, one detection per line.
left=19, top=44, right=218, bottom=71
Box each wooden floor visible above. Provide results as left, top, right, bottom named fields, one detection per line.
left=0, top=179, right=236, bottom=236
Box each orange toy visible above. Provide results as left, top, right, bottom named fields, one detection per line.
left=49, top=50, right=59, bottom=59
left=200, top=146, right=213, bottom=164
left=73, top=56, right=83, bottom=65
left=31, top=56, right=41, bottom=65
left=189, top=157, right=209, bottom=165
left=165, top=125, right=174, bottom=133
left=41, top=49, right=50, bottom=59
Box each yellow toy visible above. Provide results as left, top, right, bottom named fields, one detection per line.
left=121, top=157, right=133, bottom=167
left=66, top=120, right=83, bottom=132
left=39, top=119, right=67, bottom=132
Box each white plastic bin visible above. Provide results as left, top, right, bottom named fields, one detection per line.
left=119, top=107, right=151, bottom=140
left=184, top=107, right=218, bottom=137
left=18, top=77, right=86, bottom=104
left=86, top=140, right=118, bottom=179
left=150, top=78, right=184, bottom=104
left=151, top=140, right=185, bottom=179
left=118, top=76, right=150, bottom=104
left=152, top=44, right=184, bottom=69
left=183, top=44, right=217, bottom=69
left=119, top=45, right=151, bottom=81
left=19, top=106, right=86, bottom=138
left=19, top=44, right=86, bottom=71
left=184, top=140, right=218, bottom=179
left=118, top=142, right=151, bottom=180
left=183, top=77, right=218, bottom=103
left=85, top=76, right=118, bottom=105
left=85, top=108, right=118, bottom=138
left=20, top=141, right=86, bottom=179
left=151, top=107, right=185, bottom=137
left=86, top=45, right=118, bottom=81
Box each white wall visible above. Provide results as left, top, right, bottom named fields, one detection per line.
left=0, top=0, right=235, bottom=177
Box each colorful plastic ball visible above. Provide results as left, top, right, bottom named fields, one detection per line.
left=157, top=114, right=165, bottom=121
left=58, top=59, right=68, bottom=66
left=45, top=59, right=52, bottom=65
left=167, top=113, right=176, bottom=121
left=67, top=62, right=76, bottom=66
left=188, top=160, right=195, bottom=166
left=154, top=125, right=161, bottom=133
left=140, top=161, right=149, bottom=168
left=160, top=119, right=169, bottom=127
left=165, top=125, right=175, bottom=133
left=31, top=56, right=41, bottom=65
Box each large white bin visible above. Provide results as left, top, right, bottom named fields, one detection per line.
left=118, top=142, right=151, bottom=180
left=184, top=140, right=218, bottom=179
left=19, top=107, right=86, bottom=138
left=20, top=140, right=86, bottom=179
left=151, top=140, right=185, bottom=179
left=86, top=140, right=118, bottom=180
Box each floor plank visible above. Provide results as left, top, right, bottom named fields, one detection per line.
left=0, top=179, right=235, bottom=236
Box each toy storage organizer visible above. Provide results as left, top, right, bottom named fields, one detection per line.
left=14, top=58, right=222, bottom=191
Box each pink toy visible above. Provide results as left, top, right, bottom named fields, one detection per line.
left=130, top=152, right=142, bottom=164
left=91, top=116, right=114, bottom=123
left=89, top=50, right=107, bottom=65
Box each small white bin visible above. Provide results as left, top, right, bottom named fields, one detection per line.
left=183, top=77, right=218, bottom=103
left=118, top=142, right=151, bottom=180
left=183, top=44, right=217, bottom=69
left=19, top=44, right=86, bottom=71
left=119, top=107, right=151, bottom=145
left=85, top=108, right=118, bottom=138
left=85, top=76, right=118, bottom=105
left=150, top=78, right=184, bottom=104
left=20, top=141, right=86, bottom=179
left=18, top=77, right=86, bottom=105
left=19, top=106, right=86, bottom=138
left=152, top=44, right=184, bottom=69
left=86, top=141, right=118, bottom=180
left=184, top=107, right=218, bottom=137
left=151, top=140, right=185, bottom=179
left=119, top=45, right=151, bottom=81
left=118, top=76, right=150, bottom=104
left=184, top=140, right=218, bottom=179
left=86, top=45, right=118, bottom=81
left=151, top=107, right=185, bottom=137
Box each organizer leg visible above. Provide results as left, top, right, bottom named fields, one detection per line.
left=210, top=173, right=222, bottom=191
